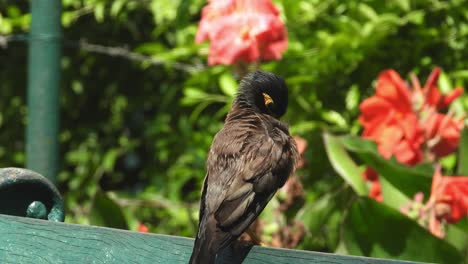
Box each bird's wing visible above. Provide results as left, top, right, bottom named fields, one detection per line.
left=207, top=120, right=296, bottom=242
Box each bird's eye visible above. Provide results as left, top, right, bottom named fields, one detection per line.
left=262, top=93, right=274, bottom=106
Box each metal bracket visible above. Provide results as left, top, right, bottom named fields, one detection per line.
left=0, top=167, right=64, bottom=222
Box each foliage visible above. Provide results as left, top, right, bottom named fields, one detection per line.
left=1, top=0, right=468, bottom=262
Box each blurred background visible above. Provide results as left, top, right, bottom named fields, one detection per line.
left=0, top=0, right=467, bottom=262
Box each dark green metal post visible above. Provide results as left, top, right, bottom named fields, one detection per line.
left=26, top=0, right=62, bottom=183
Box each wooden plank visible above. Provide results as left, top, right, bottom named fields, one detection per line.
left=0, top=214, right=419, bottom=264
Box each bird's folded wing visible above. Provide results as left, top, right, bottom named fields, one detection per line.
left=213, top=130, right=290, bottom=236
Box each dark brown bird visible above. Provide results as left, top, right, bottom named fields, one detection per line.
left=189, top=71, right=298, bottom=264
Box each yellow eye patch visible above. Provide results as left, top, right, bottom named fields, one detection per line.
left=262, top=93, right=274, bottom=106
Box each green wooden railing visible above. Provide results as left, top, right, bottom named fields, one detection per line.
left=0, top=167, right=421, bottom=264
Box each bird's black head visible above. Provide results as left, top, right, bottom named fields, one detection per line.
left=234, top=71, right=288, bottom=118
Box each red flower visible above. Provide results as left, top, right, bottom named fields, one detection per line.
left=419, top=67, right=464, bottom=110
left=369, top=180, right=383, bottom=202
left=359, top=70, right=424, bottom=165
left=362, top=167, right=383, bottom=202
left=363, top=167, right=378, bottom=181
left=196, top=0, right=287, bottom=65
left=360, top=68, right=464, bottom=164
left=424, top=113, right=464, bottom=158
left=137, top=223, right=149, bottom=233
left=428, top=168, right=468, bottom=237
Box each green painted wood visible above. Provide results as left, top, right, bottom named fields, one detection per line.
left=0, top=168, right=64, bottom=221
left=0, top=214, right=420, bottom=264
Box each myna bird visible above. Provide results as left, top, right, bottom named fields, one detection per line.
left=189, top=71, right=298, bottom=264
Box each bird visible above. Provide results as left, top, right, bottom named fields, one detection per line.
left=189, top=71, right=298, bottom=264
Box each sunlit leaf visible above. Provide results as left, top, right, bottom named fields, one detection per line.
left=323, top=133, right=367, bottom=195
left=340, top=136, right=433, bottom=198
left=343, top=197, right=463, bottom=263
left=219, top=72, right=238, bottom=97
left=458, top=128, right=468, bottom=175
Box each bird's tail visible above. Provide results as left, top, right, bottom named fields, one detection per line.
left=189, top=233, right=216, bottom=264
left=189, top=216, right=230, bottom=264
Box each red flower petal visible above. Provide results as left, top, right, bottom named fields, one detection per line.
left=369, top=180, right=383, bottom=202
left=440, top=87, right=464, bottom=110
left=430, top=168, right=468, bottom=223
left=359, top=96, right=393, bottom=128
left=236, top=0, right=280, bottom=15
left=363, top=167, right=379, bottom=181
left=138, top=223, right=149, bottom=233
left=196, top=0, right=287, bottom=65
left=392, top=139, right=423, bottom=165
left=423, top=67, right=442, bottom=108
left=425, top=113, right=463, bottom=158
left=196, top=0, right=236, bottom=43
left=375, top=70, right=412, bottom=114
left=421, top=67, right=464, bottom=110
left=375, top=124, right=404, bottom=159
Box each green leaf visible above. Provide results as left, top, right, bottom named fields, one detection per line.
left=219, top=73, right=238, bottom=97
left=378, top=176, right=409, bottom=211
left=457, top=128, right=468, bottom=175
left=394, top=0, right=410, bottom=11
left=345, top=84, right=360, bottom=112
left=343, top=197, right=463, bottom=262
left=298, top=188, right=354, bottom=251
left=340, top=136, right=433, bottom=198
left=102, top=149, right=120, bottom=172
left=445, top=221, right=468, bottom=254
left=89, top=192, right=128, bottom=229
left=439, top=71, right=453, bottom=94
left=94, top=3, right=105, bottom=23
left=358, top=3, right=378, bottom=21
left=405, top=10, right=424, bottom=25
left=321, top=110, right=348, bottom=128
left=110, top=0, right=125, bottom=17
left=181, top=87, right=208, bottom=105
left=323, top=133, right=367, bottom=195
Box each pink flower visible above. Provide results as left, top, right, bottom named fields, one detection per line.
left=196, top=0, right=287, bottom=65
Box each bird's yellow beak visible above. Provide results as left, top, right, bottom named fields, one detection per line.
left=262, top=93, right=274, bottom=106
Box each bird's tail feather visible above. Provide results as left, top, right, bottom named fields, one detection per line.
left=189, top=216, right=231, bottom=264
left=189, top=233, right=216, bottom=264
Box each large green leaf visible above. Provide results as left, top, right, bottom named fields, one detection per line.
left=457, top=128, right=468, bottom=175
left=89, top=191, right=128, bottom=229
left=323, top=133, right=367, bottom=195
left=343, top=197, right=463, bottom=263
left=340, top=136, right=433, bottom=198
left=298, top=188, right=355, bottom=251
left=445, top=219, right=468, bottom=258
left=378, top=176, right=409, bottom=211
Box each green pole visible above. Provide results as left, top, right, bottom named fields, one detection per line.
left=26, top=0, right=62, bottom=183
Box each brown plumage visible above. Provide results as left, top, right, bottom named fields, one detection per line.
left=189, top=71, right=298, bottom=264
